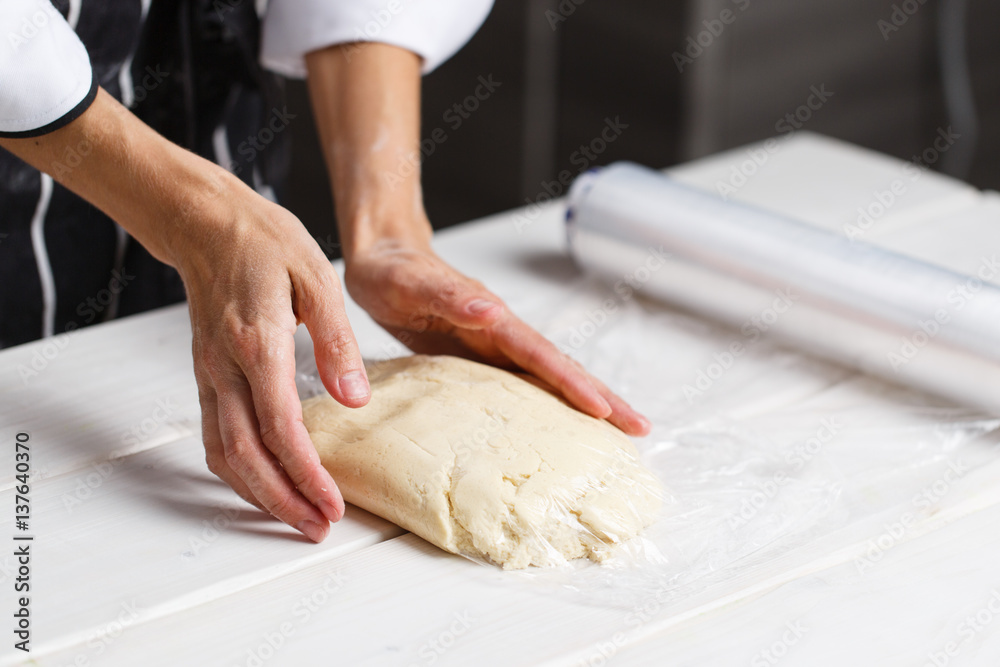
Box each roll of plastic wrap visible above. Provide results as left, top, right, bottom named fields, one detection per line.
left=566, top=161, right=1000, bottom=413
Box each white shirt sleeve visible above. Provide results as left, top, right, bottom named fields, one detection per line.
left=0, top=0, right=95, bottom=137
left=260, top=0, right=495, bottom=78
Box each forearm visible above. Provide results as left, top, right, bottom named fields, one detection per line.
left=3, top=84, right=371, bottom=540
left=0, top=88, right=242, bottom=271
left=305, top=42, right=433, bottom=262
left=302, top=42, right=649, bottom=436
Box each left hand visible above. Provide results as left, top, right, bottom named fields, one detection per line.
left=344, top=238, right=652, bottom=436
left=304, top=42, right=650, bottom=436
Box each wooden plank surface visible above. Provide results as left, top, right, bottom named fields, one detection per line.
left=30, top=441, right=1000, bottom=666
left=603, top=496, right=1000, bottom=667
left=0, top=435, right=403, bottom=665
left=0, top=305, right=201, bottom=488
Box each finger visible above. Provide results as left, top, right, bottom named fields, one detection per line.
left=193, top=337, right=269, bottom=513
left=584, top=374, right=653, bottom=437
left=235, top=329, right=347, bottom=526
left=602, top=392, right=652, bottom=436
left=490, top=314, right=613, bottom=419
left=497, top=318, right=651, bottom=434
left=535, top=344, right=651, bottom=436
left=213, top=364, right=332, bottom=543
left=294, top=267, right=370, bottom=408
left=420, top=274, right=504, bottom=330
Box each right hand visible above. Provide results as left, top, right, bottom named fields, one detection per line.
left=0, top=88, right=370, bottom=542
left=176, top=181, right=370, bottom=543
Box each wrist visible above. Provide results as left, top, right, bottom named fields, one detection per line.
left=338, top=206, right=434, bottom=264
left=305, top=41, right=432, bottom=264
left=155, top=155, right=248, bottom=270
left=330, top=143, right=434, bottom=261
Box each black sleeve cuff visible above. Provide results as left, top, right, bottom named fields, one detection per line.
left=0, top=73, right=99, bottom=139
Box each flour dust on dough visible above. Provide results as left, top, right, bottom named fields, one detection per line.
left=302, top=355, right=662, bottom=569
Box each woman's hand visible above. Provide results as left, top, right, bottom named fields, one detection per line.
left=306, top=42, right=650, bottom=438
left=1, top=88, right=369, bottom=541
left=176, top=188, right=369, bottom=543
left=344, top=238, right=651, bottom=436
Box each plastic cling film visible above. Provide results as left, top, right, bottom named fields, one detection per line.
left=565, top=161, right=1000, bottom=415
left=292, top=277, right=1000, bottom=609
left=445, top=420, right=663, bottom=569
left=299, top=354, right=665, bottom=570
left=501, top=275, right=1000, bottom=611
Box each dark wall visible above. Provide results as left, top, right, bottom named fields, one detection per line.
left=283, top=0, right=687, bottom=256
left=281, top=0, right=1000, bottom=258
left=678, top=0, right=1000, bottom=190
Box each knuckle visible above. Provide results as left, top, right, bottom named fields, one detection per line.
left=195, top=378, right=216, bottom=403
left=299, top=266, right=344, bottom=306
left=428, top=297, right=448, bottom=317
left=192, top=337, right=223, bottom=379
left=315, top=265, right=343, bottom=292
left=224, top=439, right=254, bottom=471
left=521, top=340, right=548, bottom=368
left=407, top=311, right=433, bottom=332
left=194, top=365, right=213, bottom=388
left=202, top=354, right=232, bottom=383
left=381, top=262, right=410, bottom=288
left=424, top=277, right=461, bottom=311
left=221, top=321, right=290, bottom=370
left=205, top=451, right=227, bottom=476
left=317, top=326, right=357, bottom=362
left=265, top=493, right=298, bottom=520
left=258, top=414, right=299, bottom=450
left=436, top=278, right=460, bottom=301
left=224, top=320, right=263, bottom=363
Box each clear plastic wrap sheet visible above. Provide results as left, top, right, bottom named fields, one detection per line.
left=295, top=278, right=1000, bottom=610
left=500, top=278, right=1000, bottom=609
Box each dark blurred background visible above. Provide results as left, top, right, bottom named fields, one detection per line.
left=281, top=0, right=1000, bottom=257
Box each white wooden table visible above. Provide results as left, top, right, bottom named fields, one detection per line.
left=3, top=132, right=1000, bottom=666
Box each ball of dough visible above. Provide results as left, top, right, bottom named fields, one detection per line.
left=302, top=355, right=661, bottom=569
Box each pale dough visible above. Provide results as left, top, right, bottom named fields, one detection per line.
left=301, top=355, right=661, bottom=569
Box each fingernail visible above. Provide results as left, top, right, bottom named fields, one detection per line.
left=318, top=499, right=343, bottom=523
left=338, top=370, right=370, bottom=401
left=467, top=299, right=500, bottom=315
left=297, top=519, right=328, bottom=543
